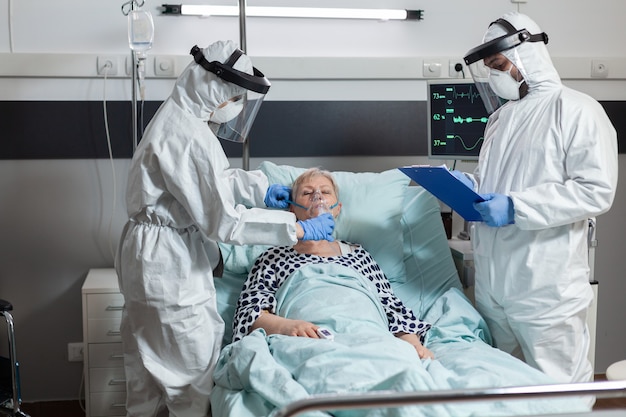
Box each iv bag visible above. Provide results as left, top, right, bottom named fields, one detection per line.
left=128, top=10, right=154, bottom=54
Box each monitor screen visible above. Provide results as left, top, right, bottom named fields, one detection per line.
left=427, top=79, right=489, bottom=160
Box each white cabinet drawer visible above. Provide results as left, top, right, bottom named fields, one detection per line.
left=89, top=367, right=126, bottom=392
left=83, top=269, right=127, bottom=417
left=89, top=391, right=126, bottom=416
left=89, top=343, right=124, bottom=368
left=87, top=318, right=122, bottom=343
left=87, top=294, right=125, bottom=318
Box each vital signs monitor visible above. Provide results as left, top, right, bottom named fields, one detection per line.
left=427, top=79, right=489, bottom=160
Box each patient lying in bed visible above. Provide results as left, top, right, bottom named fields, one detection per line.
left=211, top=164, right=591, bottom=417
left=232, top=167, right=434, bottom=359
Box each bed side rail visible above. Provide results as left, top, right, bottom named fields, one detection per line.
left=274, top=380, right=626, bottom=417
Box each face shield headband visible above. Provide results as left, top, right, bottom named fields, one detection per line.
left=463, top=19, right=548, bottom=114
left=463, top=19, right=548, bottom=68
left=190, top=45, right=271, bottom=142
left=190, top=45, right=271, bottom=94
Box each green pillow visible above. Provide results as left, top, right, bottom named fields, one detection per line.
left=258, top=161, right=410, bottom=283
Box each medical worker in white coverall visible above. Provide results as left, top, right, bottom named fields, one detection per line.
left=455, top=12, right=618, bottom=383
left=115, top=40, right=334, bottom=417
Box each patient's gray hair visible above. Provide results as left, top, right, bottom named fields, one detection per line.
left=291, top=168, right=339, bottom=199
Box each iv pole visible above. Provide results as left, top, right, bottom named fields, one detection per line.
left=238, top=0, right=250, bottom=170
left=130, top=8, right=139, bottom=152
left=125, top=0, right=151, bottom=153
left=122, top=0, right=142, bottom=152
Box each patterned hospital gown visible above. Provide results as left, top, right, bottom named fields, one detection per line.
left=232, top=242, right=431, bottom=343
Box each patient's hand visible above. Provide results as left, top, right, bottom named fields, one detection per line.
left=396, top=333, right=435, bottom=360
left=251, top=311, right=320, bottom=338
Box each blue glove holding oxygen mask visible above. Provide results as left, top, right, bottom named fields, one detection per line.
left=265, top=184, right=291, bottom=209
left=298, top=213, right=335, bottom=242
left=473, top=193, right=514, bottom=227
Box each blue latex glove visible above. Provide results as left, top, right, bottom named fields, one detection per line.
left=264, top=184, right=291, bottom=209
left=450, top=170, right=474, bottom=189
left=473, top=193, right=515, bottom=227
left=298, top=213, right=335, bottom=241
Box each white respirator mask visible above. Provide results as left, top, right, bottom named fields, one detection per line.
left=210, top=100, right=244, bottom=124
left=488, top=67, right=523, bottom=101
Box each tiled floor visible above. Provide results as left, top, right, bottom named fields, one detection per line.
left=16, top=375, right=626, bottom=416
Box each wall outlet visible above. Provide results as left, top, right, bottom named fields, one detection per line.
left=67, top=342, right=84, bottom=362
left=449, top=60, right=465, bottom=78
left=591, top=60, right=609, bottom=78
left=97, top=56, right=118, bottom=76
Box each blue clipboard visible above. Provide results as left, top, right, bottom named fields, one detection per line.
left=398, top=165, right=484, bottom=221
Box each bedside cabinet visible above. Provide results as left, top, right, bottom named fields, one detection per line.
left=82, top=268, right=126, bottom=417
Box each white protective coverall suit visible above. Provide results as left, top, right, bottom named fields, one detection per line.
left=470, top=12, right=618, bottom=383
left=115, top=41, right=298, bottom=417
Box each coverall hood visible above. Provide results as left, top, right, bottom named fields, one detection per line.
left=170, top=40, right=253, bottom=122
left=483, top=12, right=561, bottom=95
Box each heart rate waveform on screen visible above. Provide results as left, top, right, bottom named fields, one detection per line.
left=428, top=81, right=490, bottom=160
left=432, top=84, right=483, bottom=104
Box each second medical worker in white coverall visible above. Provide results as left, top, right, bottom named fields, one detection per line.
left=456, top=12, right=618, bottom=383
left=115, top=40, right=334, bottom=417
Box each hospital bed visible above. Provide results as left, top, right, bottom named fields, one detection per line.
left=211, top=162, right=617, bottom=417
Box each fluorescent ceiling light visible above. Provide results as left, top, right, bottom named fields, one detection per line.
left=161, top=5, right=423, bottom=21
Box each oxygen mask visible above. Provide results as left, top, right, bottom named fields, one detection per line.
left=289, top=189, right=338, bottom=218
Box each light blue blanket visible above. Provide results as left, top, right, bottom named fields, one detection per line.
left=210, top=263, right=589, bottom=417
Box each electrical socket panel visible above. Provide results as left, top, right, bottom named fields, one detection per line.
left=423, top=60, right=442, bottom=78
left=155, top=56, right=175, bottom=77
left=97, top=56, right=118, bottom=76
left=591, top=60, right=609, bottom=78
left=67, top=342, right=84, bottom=362
left=449, top=60, right=465, bottom=78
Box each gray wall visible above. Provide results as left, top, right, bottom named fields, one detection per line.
left=0, top=0, right=625, bottom=402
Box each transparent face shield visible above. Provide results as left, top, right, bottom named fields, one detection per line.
left=190, top=45, right=271, bottom=142
left=209, top=90, right=265, bottom=143
left=464, top=52, right=517, bottom=115
left=463, top=19, right=548, bottom=114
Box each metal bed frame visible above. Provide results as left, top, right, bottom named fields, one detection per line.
left=0, top=299, right=29, bottom=417
left=274, top=380, right=626, bottom=417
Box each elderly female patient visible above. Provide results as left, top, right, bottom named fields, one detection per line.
left=232, top=167, right=434, bottom=359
